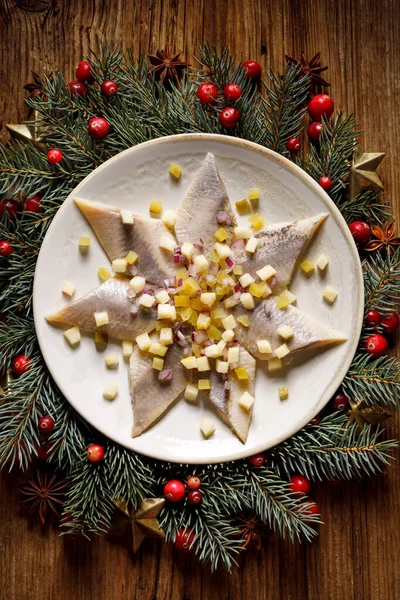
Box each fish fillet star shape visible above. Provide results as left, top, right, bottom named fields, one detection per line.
left=47, top=153, right=346, bottom=443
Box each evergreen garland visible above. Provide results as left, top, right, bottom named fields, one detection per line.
left=0, top=44, right=399, bottom=571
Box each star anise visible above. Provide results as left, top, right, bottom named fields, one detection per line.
left=364, top=223, right=400, bottom=253
left=24, top=71, right=52, bottom=101
left=19, top=469, right=69, bottom=524
left=148, top=45, right=189, bottom=84
left=236, top=513, right=269, bottom=550
left=285, top=52, right=330, bottom=88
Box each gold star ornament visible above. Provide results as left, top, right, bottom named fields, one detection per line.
left=6, top=109, right=46, bottom=151
left=348, top=398, right=391, bottom=429
left=350, top=146, right=385, bottom=197
left=113, top=497, right=165, bottom=552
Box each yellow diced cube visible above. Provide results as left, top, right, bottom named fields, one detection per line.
left=192, top=342, right=201, bottom=358
left=149, top=199, right=162, bottom=214
left=176, top=267, right=189, bottom=281
left=149, top=342, right=168, bottom=357
left=64, top=326, right=81, bottom=348
left=198, top=379, right=211, bottom=391
left=276, top=290, right=297, bottom=309
left=222, top=314, right=236, bottom=330
left=248, top=188, right=260, bottom=205
left=94, top=331, right=108, bottom=350
left=78, top=236, right=90, bottom=252
left=221, top=329, right=234, bottom=342
left=211, top=308, right=227, bottom=321
left=201, top=292, right=216, bottom=307
left=103, top=382, right=118, bottom=400
left=300, top=260, right=315, bottom=275
left=200, top=418, right=215, bottom=438
left=159, top=236, right=176, bottom=252
left=180, top=306, right=193, bottom=321
left=196, top=356, right=210, bottom=371
left=215, top=228, right=229, bottom=242
left=162, top=210, right=177, bottom=228
left=105, top=353, right=119, bottom=369
left=275, top=343, right=290, bottom=359
left=169, top=163, right=182, bottom=179
left=233, top=265, right=243, bottom=275
left=235, top=367, right=249, bottom=380
left=184, top=383, right=198, bottom=402
left=159, top=328, right=173, bottom=345
left=248, top=213, right=265, bottom=230
left=181, top=356, right=197, bottom=369
left=235, top=198, right=251, bottom=214
left=126, top=251, right=138, bottom=265
left=323, top=286, right=338, bottom=304
left=268, top=357, right=283, bottom=372
left=239, top=273, right=255, bottom=288
left=98, top=267, right=112, bottom=282
left=156, top=290, right=170, bottom=304
left=152, top=357, right=164, bottom=371
left=234, top=226, right=252, bottom=239
left=256, top=265, right=276, bottom=281
left=239, top=391, right=254, bottom=410
left=122, top=340, right=134, bottom=358
left=190, top=297, right=203, bottom=311
left=279, top=387, right=289, bottom=400
left=135, top=332, right=152, bottom=351
left=224, top=296, right=239, bottom=309
left=237, top=315, right=250, bottom=327
left=277, top=325, right=294, bottom=340
left=197, top=313, right=211, bottom=330
left=183, top=277, right=200, bottom=297
left=174, top=295, right=190, bottom=307
left=194, top=254, right=209, bottom=272
left=249, top=282, right=265, bottom=298
left=207, top=325, right=222, bottom=341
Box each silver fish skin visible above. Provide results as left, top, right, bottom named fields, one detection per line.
left=234, top=214, right=327, bottom=291
left=46, top=277, right=156, bottom=341
left=209, top=346, right=256, bottom=443
left=174, top=153, right=236, bottom=256
left=233, top=296, right=347, bottom=361
left=130, top=343, right=188, bottom=437
left=74, top=198, right=178, bottom=286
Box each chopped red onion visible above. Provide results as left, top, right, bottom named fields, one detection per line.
left=188, top=264, right=197, bottom=277
left=179, top=255, right=186, bottom=264
left=128, top=265, right=138, bottom=276
left=174, top=246, right=181, bottom=254
left=234, top=282, right=242, bottom=293
left=217, top=211, right=232, bottom=225
left=177, top=278, right=183, bottom=286
left=183, top=347, right=191, bottom=356
left=143, top=285, right=155, bottom=295
left=126, top=288, right=136, bottom=299
left=225, top=257, right=234, bottom=268
left=164, top=278, right=174, bottom=288
left=203, top=339, right=213, bottom=347
left=231, top=239, right=246, bottom=251
left=205, top=274, right=214, bottom=282
left=194, top=331, right=208, bottom=344
left=222, top=277, right=231, bottom=288
left=159, top=368, right=173, bottom=381
left=173, top=254, right=181, bottom=264
left=130, top=304, right=139, bottom=315
left=224, top=381, right=231, bottom=391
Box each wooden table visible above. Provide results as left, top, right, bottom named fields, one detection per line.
left=0, top=1, right=399, bottom=598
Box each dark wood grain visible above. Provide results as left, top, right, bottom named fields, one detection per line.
left=0, top=1, right=399, bottom=598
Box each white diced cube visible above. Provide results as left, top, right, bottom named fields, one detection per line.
left=63, top=326, right=81, bottom=348
left=120, top=210, right=134, bottom=225
left=130, top=276, right=146, bottom=293
left=159, top=236, right=176, bottom=252
left=157, top=303, right=174, bottom=319
left=196, top=356, right=210, bottom=371
left=94, top=311, right=109, bottom=327
left=103, top=381, right=119, bottom=400
left=140, top=294, right=155, bottom=308
left=222, top=315, right=236, bottom=330
left=239, top=273, right=255, bottom=288
left=200, top=418, right=216, bottom=438
left=238, top=391, right=254, bottom=411
left=181, top=242, right=195, bottom=258
left=135, top=332, right=152, bottom=351
left=256, top=265, right=277, bottom=281
left=122, top=340, right=134, bottom=358
left=194, top=254, right=209, bottom=271
left=268, top=357, right=283, bottom=372
left=105, top=354, right=119, bottom=369
left=112, top=258, right=128, bottom=273
left=162, top=210, right=177, bottom=228
left=277, top=325, right=294, bottom=340
left=216, top=360, right=229, bottom=374
left=245, top=237, right=259, bottom=253
left=323, top=286, right=338, bottom=304
left=156, top=290, right=170, bottom=304
left=234, top=226, right=251, bottom=239
left=228, top=346, right=239, bottom=364
left=256, top=339, right=272, bottom=354
left=316, top=253, right=329, bottom=270
left=62, top=281, right=76, bottom=298
left=204, top=344, right=219, bottom=358
left=159, top=327, right=173, bottom=345
left=149, top=342, right=168, bottom=356
left=222, top=329, right=235, bottom=342
left=240, top=292, right=255, bottom=310
left=275, top=343, right=290, bottom=359
left=184, top=383, right=199, bottom=403
left=214, top=242, right=232, bottom=259
left=200, top=292, right=216, bottom=307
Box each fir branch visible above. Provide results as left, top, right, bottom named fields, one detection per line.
left=0, top=314, right=37, bottom=368
left=105, top=443, right=156, bottom=508
left=363, top=247, right=400, bottom=315
left=195, top=42, right=249, bottom=90
left=343, top=354, right=400, bottom=407
left=337, top=190, right=391, bottom=225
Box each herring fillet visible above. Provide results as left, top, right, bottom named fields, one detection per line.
left=233, top=296, right=347, bottom=360
left=74, top=198, right=178, bottom=286
left=174, top=153, right=236, bottom=256
left=209, top=346, right=256, bottom=443
left=130, top=344, right=188, bottom=437
left=234, top=214, right=327, bottom=291
left=46, top=277, right=156, bottom=340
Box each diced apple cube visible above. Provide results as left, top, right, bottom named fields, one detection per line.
left=278, top=387, right=289, bottom=400
left=181, top=242, right=195, bottom=258
left=268, top=357, right=283, bottom=372
left=228, top=346, right=239, bottom=364
left=94, top=331, right=108, bottom=350
left=234, top=226, right=251, bottom=239
left=64, top=326, right=81, bottom=348
left=159, top=236, right=176, bottom=252
left=194, top=254, right=209, bottom=271
left=214, top=242, right=232, bottom=259
left=275, top=343, right=290, bottom=359
left=240, top=292, right=255, bottom=310
left=149, top=342, right=168, bottom=357
left=301, top=259, right=314, bottom=275
left=149, top=199, right=162, bottom=214
left=184, top=383, right=199, bottom=402
left=169, top=163, right=182, bottom=179
left=316, top=253, right=329, bottom=270
left=181, top=356, right=197, bottom=369
left=256, top=265, right=277, bottom=281
left=235, top=367, right=249, bottom=380
left=222, top=314, right=236, bottom=330
left=122, top=340, right=133, bottom=358
left=222, top=329, right=235, bottom=342
left=94, top=311, right=109, bottom=327
left=130, top=276, right=146, bottom=293
left=162, top=210, right=177, bottom=228
left=248, top=188, right=260, bottom=203
left=204, top=343, right=218, bottom=358
left=233, top=265, right=243, bottom=275
left=159, top=327, right=173, bottom=345
left=183, top=277, right=200, bottom=296
left=257, top=339, right=272, bottom=354
left=152, top=357, right=164, bottom=371
left=276, top=290, right=297, bottom=309
left=215, top=228, right=228, bottom=242
left=156, top=290, right=170, bottom=304
left=98, top=267, right=112, bottom=282
left=239, top=391, right=254, bottom=411
left=216, top=360, right=229, bottom=374
left=120, top=210, right=134, bottom=225
left=78, top=237, right=90, bottom=252
left=239, top=273, right=255, bottom=288
left=197, top=313, right=211, bottom=330
left=103, top=381, right=118, bottom=400
left=235, top=199, right=251, bottom=214
left=135, top=332, right=152, bottom=351
left=245, top=237, right=259, bottom=253
left=248, top=213, right=265, bottom=230
left=62, top=281, right=76, bottom=298
left=223, top=295, right=239, bottom=309
left=323, top=286, right=338, bottom=304
left=196, top=356, right=210, bottom=371
left=105, top=354, right=119, bottom=369
left=112, top=258, right=128, bottom=273
left=237, top=315, right=249, bottom=327
left=198, top=379, right=211, bottom=390
left=248, top=282, right=265, bottom=298
left=200, top=418, right=215, bottom=438
left=140, top=294, right=156, bottom=308
left=126, top=251, right=138, bottom=265
left=201, top=292, right=216, bottom=307
left=158, top=303, right=175, bottom=319
left=174, top=295, right=190, bottom=307
left=277, top=325, right=294, bottom=340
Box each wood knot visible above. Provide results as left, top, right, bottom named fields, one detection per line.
left=16, top=0, right=50, bottom=12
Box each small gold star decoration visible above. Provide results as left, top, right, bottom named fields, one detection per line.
left=6, top=109, right=46, bottom=151
left=348, top=398, right=391, bottom=429
left=0, top=368, right=14, bottom=398
left=112, top=497, right=165, bottom=552
left=350, top=146, right=385, bottom=198
left=364, top=223, right=400, bottom=253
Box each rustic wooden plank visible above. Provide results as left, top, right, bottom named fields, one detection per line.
left=0, top=0, right=399, bottom=598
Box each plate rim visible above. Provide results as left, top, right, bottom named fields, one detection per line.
left=33, top=133, right=364, bottom=464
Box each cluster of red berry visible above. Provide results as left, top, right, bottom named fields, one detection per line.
left=196, top=60, right=262, bottom=129
left=163, top=475, right=204, bottom=552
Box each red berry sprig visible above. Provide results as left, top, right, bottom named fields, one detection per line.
left=0, top=240, right=13, bottom=257
left=88, top=117, right=110, bottom=140
left=349, top=221, right=371, bottom=245
left=301, top=501, right=319, bottom=523
left=308, top=94, right=334, bottom=121
left=290, top=474, right=311, bottom=495
left=223, top=83, right=242, bottom=102
left=47, top=149, right=63, bottom=164
left=12, top=354, right=32, bottom=376
left=24, top=195, right=42, bottom=213
left=285, top=137, right=301, bottom=153
left=365, top=333, right=388, bottom=358
left=310, top=414, right=321, bottom=425
left=197, top=82, right=218, bottom=104
left=248, top=452, right=266, bottom=467
left=219, top=107, right=240, bottom=129
left=242, top=60, right=262, bottom=80
left=101, top=80, right=118, bottom=96
left=365, top=309, right=381, bottom=327
left=175, top=528, right=195, bottom=553
left=318, top=176, right=333, bottom=191
left=87, top=443, right=105, bottom=462
left=381, top=312, right=399, bottom=334
left=38, top=416, right=55, bottom=434
left=187, top=490, right=202, bottom=505
left=0, top=199, right=19, bottom=219
left=68, top=81, right=87, bottom=96
left=187, top=475, right=201, bottom=490
left=164, top=479, right=186, bottom=502
left=332, top=393, right=349, bottom=411
left=307, top=122, right=322, bottom=143
left=76, top=60, right=93, bottom=84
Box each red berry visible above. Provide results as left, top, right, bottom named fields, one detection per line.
left=349, top=221, right=371, bottom=245
left=36, top=443, right=52, bottom=461
left=101, top=80, right=118, bottom=96
left=365, top=309, right=381, bottom=327
left=381, top=312, right=399, bottom=334
left=68, top=81, right=88, bottom=96
left=175, top=528, right=195, bottom=553
left=88, top=117, right=110, bottom=140
left=310, top=414, right=321, bottom=425
left=332, top=393, right=349, bottom=411
left=197, top=82, right=218, bottom=104
left=307, top=122, right=323, bottom=143
left=12, top=354, right=31, bottom=376
left=219, top=107, right=240, bottom=129
left=24, top=195, right=43, bottom=213
left=248, top=452, right=266, bottom=467
left=47, top=149, right=63, bottom=164
left=38, top=416, right=55, bottom=434
left=0, top=200, right=19, bottom=219
left=87, top=443, right=105, bottom=462
left=223, top=83, right=242, bottom=102
left=308, top=94, right=334, bottom=121
left=365, top=333, right=388, bottom=358
left=164, top=479, right=186, bottom=502
left=0, top=241, right=13, bottom=257
left=285, top=137, right=301, bottom=153
left=76, top=60, right=93, bottom=83
left=242, top=60, right=262, bottom=80
left=187, top=490, right=202, bottom=505
left=187, top=476, right=201, bottom=490
left=290, top=474, right=311, bottom=496
left=301, top=501, right=319, bottom=523
left=318, top=176, right=333, bottom=191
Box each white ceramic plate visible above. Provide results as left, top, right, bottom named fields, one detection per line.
left=33, top=134, right=363, bottom=464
